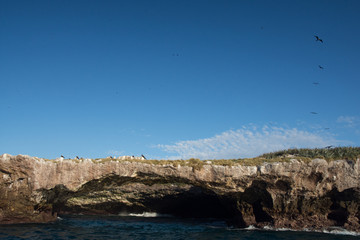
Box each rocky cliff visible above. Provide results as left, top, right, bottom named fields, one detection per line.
left=0, top=154, right=359, bottom=232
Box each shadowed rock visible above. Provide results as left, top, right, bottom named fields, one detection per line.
left=1, top=154, right=359, bottom=232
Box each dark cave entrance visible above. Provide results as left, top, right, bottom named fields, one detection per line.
left=47, top=183, right=238, bottom=221
left=241, top=180, right=274, bottom=224
left=327, top=209, right=349, bottom=226
left=327, top=188, right=356, bottom=226
left=142, top=186, right=237, bottom=219
left=252, top=199, right=273, bottom=223
left=47, top=178, right=275, bottom=227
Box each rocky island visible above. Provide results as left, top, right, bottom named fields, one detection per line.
left=1, top=149, right=359, bottom=232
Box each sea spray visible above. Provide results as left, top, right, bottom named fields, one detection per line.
left=118, top=212, right=173, bottom=218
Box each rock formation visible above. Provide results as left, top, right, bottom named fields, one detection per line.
left=0, top=154, right=359, bottom=232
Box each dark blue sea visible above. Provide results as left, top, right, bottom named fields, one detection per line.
left=0, top=214, right=359, bottom=240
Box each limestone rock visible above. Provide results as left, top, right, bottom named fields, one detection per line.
left=0, top=154, right=359, bottom=232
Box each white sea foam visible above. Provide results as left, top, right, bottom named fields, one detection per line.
left=322, top=227, right=360, bottom=236
left=271, top=226, right=359, bottom=236
left=264, top=226, right=293, bottom=232
left=119, top=212, right=172, bottom=218
left=234, top=225, right=360, bottom=236
left=129, top=212, right=159, bottom=217
left=244, top=225, right=257, bottom=230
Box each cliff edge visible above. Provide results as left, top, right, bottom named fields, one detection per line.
left=1, top=154, right=359, bottom=232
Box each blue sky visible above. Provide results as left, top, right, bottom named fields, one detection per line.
left=1, top=0, right=359, bottom=159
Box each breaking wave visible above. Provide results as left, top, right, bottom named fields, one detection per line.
left=322, top=227, right=360, bottom=236
left=240, top=225, right=360, bottom=236
left=118, top=212, right=172, bottom=218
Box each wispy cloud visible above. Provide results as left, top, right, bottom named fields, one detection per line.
left=106, top=150, right=124, bottom=156
left=157, top=125, right=341, bottom=160
left=337, top=116, right=360, bottom=128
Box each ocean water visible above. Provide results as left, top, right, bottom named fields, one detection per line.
left=0, top=214, right=359, bottom=240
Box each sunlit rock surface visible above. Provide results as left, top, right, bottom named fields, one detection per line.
left=0, top=154, right=359, bottom=232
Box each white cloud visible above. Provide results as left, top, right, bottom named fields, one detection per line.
left=157, top=125, right=341, bottom=160
left=337, top=116, right=359, bottom=128
left=106, top=150, right=124, bottom=156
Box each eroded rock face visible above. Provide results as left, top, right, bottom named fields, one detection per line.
left=0, top=154, right=359, bottom=232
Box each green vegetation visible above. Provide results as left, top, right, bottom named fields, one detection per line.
left=258, top=146, right=360, bottom=161
left=51, top=147, right=360, bottom=169
left=94, top=157, right=206, bottom=170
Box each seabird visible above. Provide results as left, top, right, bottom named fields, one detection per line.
left=325, top=145, right=333, bottom=149
left=76, top=156, right=79, bottom=159
left=61, top=155, right=65, bottom=158
left=324, top=128, right=330, bottom=130
left=310, top=112, right=318, bottom=114
left=141, top=154, right=147, bottom=160
left=318, top=65, right=324, bottom=69
left=314, top=35, right=323, bottom=43
left=313, top=82, right=319, bottom=85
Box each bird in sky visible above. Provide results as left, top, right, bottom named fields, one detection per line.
left=313, top=82, right=319, bottom=85
left=318, top=65, right=324, bottom=69
left=314, top=35, right=323, bottom=43
left=324, top=128, right=330, bottom=130
left=310, top=112, right=318, bottom=114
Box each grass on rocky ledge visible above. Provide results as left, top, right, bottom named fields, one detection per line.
left=258, top=146, right=360, bottom=161
left=86, top=147, right=360, bottom=168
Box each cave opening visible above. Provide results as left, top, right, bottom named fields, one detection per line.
left=47, top=182, right=238, bottom=221
left=242, top=180, right=274, bottom=224
left=252, top=199, right=273, bottom=223
left=142, top=186, right=237, bottom=219
left=327, top=208, right=349, bottom=226
left=326, top=188, right=356, bottom=226
left=44, top=176, right=281, bottom=227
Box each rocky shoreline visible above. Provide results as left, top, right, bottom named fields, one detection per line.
left=0, top=154, right=359, bottom=232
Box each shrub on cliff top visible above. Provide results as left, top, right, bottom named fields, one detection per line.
left=258, top=146, right=360, bottom=161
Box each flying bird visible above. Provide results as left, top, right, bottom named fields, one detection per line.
left=324, top=128, right=330, bottom=130
left=310, top=112, right=318, bottom=114
left=313, top=82, right=319, bottom=85
left=61, top=155, right=65, bottom=158
left=314, top=35, right=323, bottom=43
left=325, top=145, right=333, bottom=149
left=318, top=65, right=324, bottom=69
